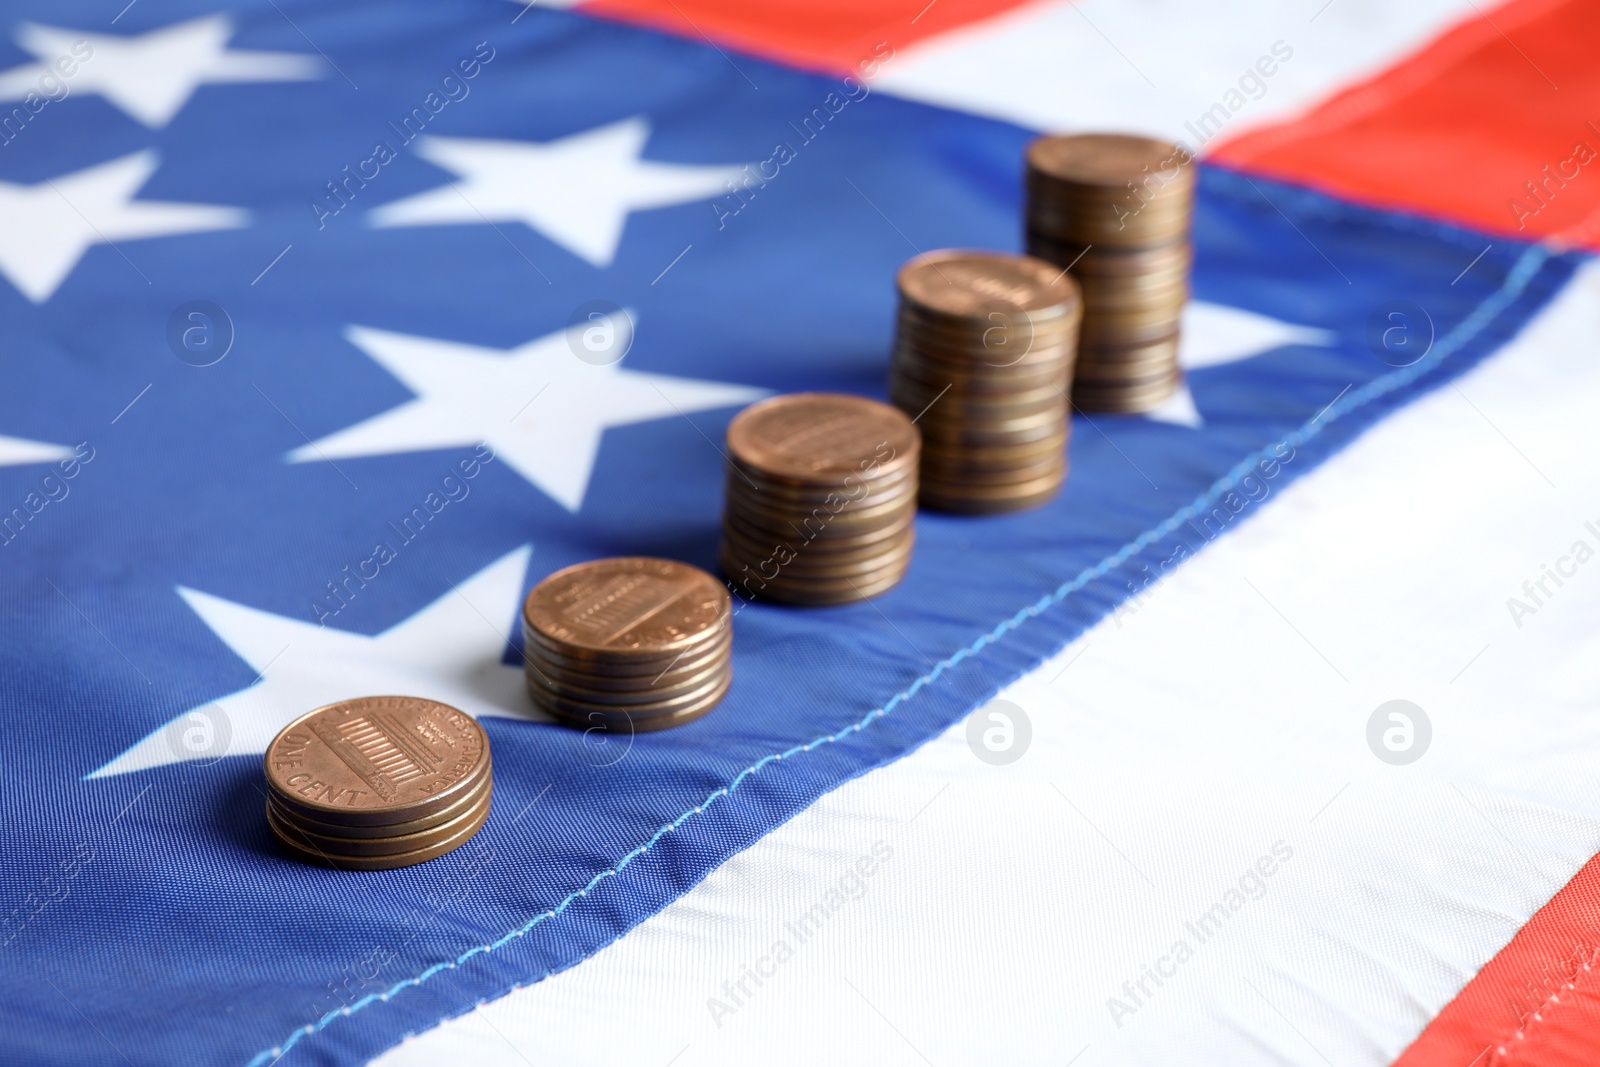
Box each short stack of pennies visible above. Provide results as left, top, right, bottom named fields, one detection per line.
left=523, top=557, right=733, bottom=732
left=264, top=696, right=493, bottom=870
left=889, top=250, right=1080, bottom=512
left=1026, top=132, right=1195, bottom=413
left=720, top=393, right=920, bottom=605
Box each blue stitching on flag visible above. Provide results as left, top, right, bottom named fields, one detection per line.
left=244, top=243, right=1550, bottom=1067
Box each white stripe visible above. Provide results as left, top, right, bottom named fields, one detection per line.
left=872, top=0, right=1482, bottom=148
left=376, top=262, right=1600, bottom=1064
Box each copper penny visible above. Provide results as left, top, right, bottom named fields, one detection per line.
left=723, top=545, right=913, bottom=605
left=727, top=393, right=919, bottom=486
left=524, top=628, right=730, bottom=681
left=523, top=557, right=730, bottom=659
left=1027, top=133, right=1195, bottom=192
left=268, top=771, right=493, bottom=840
left=265, top=696, right=490, bottom=829
left=543, top=693, right=726, bottom=734
left=897, top=251, right=1078, bottom=322
left=725, top=460, right=919, bottom=507
left=268, top=789, right=491, bottom=858
left=920, top=473, right=1065, bottom=514
left=1027, top=235, right=1192, bottom=280
left=528, top=653, right=731, bottom=706
left=269, top=793, right=492, bottom=871
left=531, top=666, right=732, bottom=722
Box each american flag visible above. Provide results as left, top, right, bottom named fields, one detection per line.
left=1, top=1, right=1595, bottom=1064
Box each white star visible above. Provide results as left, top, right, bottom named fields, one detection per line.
left=0, top=150, right=247, bottom=303
left=89, top=546, right=538, bottom=779
left=368, top=119, right=745, bottom=267
left=0, top=435, right=73, bottom=467
left=1146, top=301, right=1335, bottom=428
left=288, top=317, right=766, bottom=511
left=0, top=15, right=322, bottom=128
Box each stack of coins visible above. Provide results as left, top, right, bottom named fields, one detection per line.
left=1025, top=132, right=1195, bottom=413
left=889, top=250, right=1080, bottom=513
left=523, top=557, right=732, bottom=732
left=264, top=696, right=492, bottom=871
left=720, top=393, right=919, bottom=605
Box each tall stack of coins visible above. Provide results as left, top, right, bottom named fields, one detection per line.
left=1026, top=132, right=1195, bottom=413
left=888, top=250, right=1080, bottom=513
left=720, top=393, right=919, bottom=605
left=523, top=557, right=732, bottom=731
left=264, top=696, right=492, bottom=871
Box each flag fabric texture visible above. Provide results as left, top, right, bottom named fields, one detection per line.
left=0, top=2, right=1596, bottom=1065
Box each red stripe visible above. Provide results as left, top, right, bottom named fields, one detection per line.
left=1393, top=851, right=1600, bottom=1067
left=1212, top=0, right=1600, bottom=249
left=574, top=0, right=1038, bottom=73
